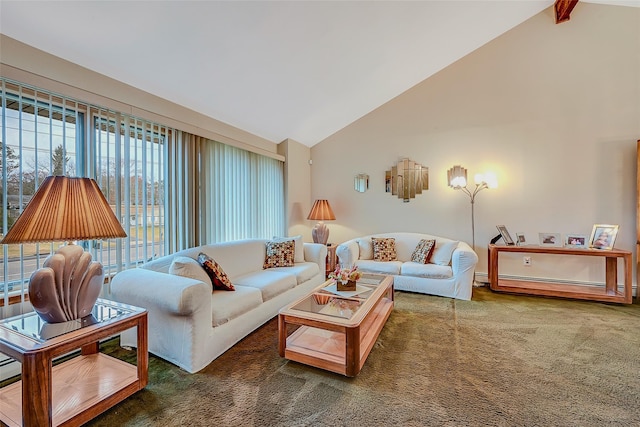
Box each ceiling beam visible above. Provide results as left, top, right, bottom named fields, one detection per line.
left=555, top=0, right=579, bottom=24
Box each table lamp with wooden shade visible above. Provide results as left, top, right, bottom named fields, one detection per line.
left=307, top=199, right=336, bottom=245
left=0, top=176, right=127, bottom=323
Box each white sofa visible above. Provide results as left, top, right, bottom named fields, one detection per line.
left=336, top=232, right=478, bottom=300
left=110, top=238, right=327, bottom=373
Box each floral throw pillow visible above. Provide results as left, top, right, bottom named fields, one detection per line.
left=372, top=237, right=397, bottom=262
left=197, top=252, right=235, bottom=291
left=411, top=239, right=436, bottom=264
left=263, top=240, right=295, bottom=268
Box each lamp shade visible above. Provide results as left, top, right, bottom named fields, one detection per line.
left=1, top=176, right=127, bottom=244
left=307, top=199, right=336, bottom=221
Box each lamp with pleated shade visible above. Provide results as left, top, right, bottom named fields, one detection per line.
left=306, top=199, right=336, bottom=245
left=1, top=176, right=127, bottom=323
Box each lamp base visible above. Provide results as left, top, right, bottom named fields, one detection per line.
left=311, top=221, right=330, bottom=245
left=29, top=244, right=104, bottom=323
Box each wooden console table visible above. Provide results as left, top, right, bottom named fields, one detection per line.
left=488, top=244, right=632, bottom=304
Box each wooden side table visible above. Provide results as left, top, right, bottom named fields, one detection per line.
left=0, top=299, right=148, bottom=427
left=326, top=244, right=337, bottom=277
left=488, top=244, right=632, bottom=304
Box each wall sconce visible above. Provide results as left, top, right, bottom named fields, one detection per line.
left=385, top=158, right=429, bottom=202
left=307, top=199, right=336, bottom=244
left=447, top=165, right=497, bottom=250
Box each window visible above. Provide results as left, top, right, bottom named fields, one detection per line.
left=0, top=79, right=169, bottom=306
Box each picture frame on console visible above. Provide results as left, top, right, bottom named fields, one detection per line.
left=496, top=225, right=515, bottom=245
left=516, top=233, right=526, bottom=246
left=539, top=232, right=562, bottom=247
left=565, top=234, right=588, bottom=248
left=589, top=224, right=619, bottom=250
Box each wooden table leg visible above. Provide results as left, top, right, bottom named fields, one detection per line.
left=137, top=314, right=149, bottom=388
left=345, top=326, right=359, bottom=377
left=488, top=246, right=498, bottom=290
left=81, top=342, right=99, bottom=355
left=278, top=315, right=286, bottom=357
left=605, top=256, right=618, bottom=295
left=23, top=351, right=52, bottom=426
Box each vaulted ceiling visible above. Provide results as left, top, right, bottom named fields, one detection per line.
left=0, top=1, right=637, bottom=147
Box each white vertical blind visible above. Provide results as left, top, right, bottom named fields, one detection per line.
left=203, top=140, right=285, bottom=243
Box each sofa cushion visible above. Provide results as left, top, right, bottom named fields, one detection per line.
left=211, top=285, right=263, bottom=327
left=269, top=262, right=320, bottom=285
left=263, top=240, right=295, bottom=268
left=356, top=238, right=374, bottom=260
left=169, top=256, right=212, bottom=287
left=372, top=237, right=397, bottom=261
left=411, top=239, right=436, bottom=264
left=355, top=259, right=402, bottom=275
left=198, top=253, right=235, bottom=291
left=431, top=241, right=459, bottom=266
left=233, top=270, right=297, bottom=301
left=401, top=262, right=453, bottom=279
left=272, top=235, right=304, bottom=263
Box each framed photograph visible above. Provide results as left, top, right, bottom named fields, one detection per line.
left=539, top=232, right=562, bottom=247
left=564, top=234, right=588, bottom=248
left=496, top=225, right=515, bottom=245
left=589, top=224, right=619, bottom=250
left=515, top=233, right=527, bottom=246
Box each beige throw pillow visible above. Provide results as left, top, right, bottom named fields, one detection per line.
left=169, top=256, right=212, bottom=287
left=430, top=241, right=459, bottom=266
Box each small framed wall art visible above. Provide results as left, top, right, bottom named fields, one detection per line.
left=539, top=232, right=562, bottom=247
left=564, top=234, right=588, bottom=248
left=589, top=224, right=619, bottom=250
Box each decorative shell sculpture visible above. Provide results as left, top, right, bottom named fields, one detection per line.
left=29, top=244, right=104, bottom=323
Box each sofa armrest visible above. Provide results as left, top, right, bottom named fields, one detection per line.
left=110, top=268, right=211, bottom=316
left=303, top=242, right=328, bottom=272
left=336, top=240, right=359, bottom=268
left=450, top=242, right=479, bottom=275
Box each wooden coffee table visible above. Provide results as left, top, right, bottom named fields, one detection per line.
left=278, top=274, right=393, bottom=377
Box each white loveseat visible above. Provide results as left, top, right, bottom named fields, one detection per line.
left=336, top=232, right=477, bottom=300
left=110, top=238, right=327, bottom=373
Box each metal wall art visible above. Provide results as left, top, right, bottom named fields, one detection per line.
left=385, top=158, right=429, bottom=202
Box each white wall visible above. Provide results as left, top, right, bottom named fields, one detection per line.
left=309, top=3, right=640, bottom=284
left=278, top=139, right=313, bottom=241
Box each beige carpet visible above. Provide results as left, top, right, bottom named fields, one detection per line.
left=86, top=288, right=640, bottom=426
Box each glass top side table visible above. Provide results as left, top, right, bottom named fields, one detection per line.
left=0, top=298, right=148, bottom=427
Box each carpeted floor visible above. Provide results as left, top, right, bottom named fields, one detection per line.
left=86, top=287, right=640, bottom=426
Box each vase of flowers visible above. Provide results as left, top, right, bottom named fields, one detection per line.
left=328, top=265, right=363, bottom=291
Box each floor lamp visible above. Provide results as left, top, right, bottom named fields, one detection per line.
left=447, top=165, right=498, bottom=252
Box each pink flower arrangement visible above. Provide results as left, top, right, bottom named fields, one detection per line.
left=328, top=265, right=363, bottom=283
